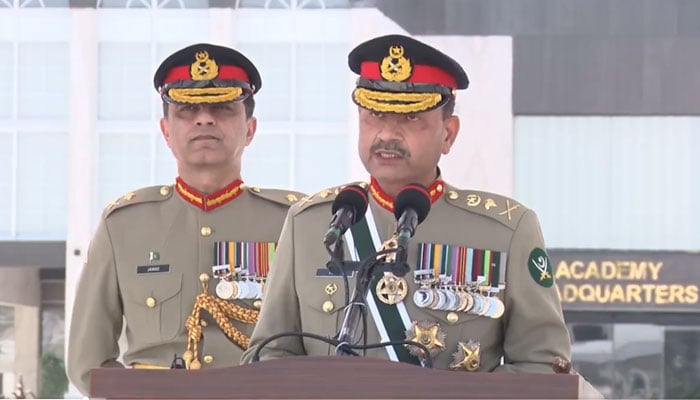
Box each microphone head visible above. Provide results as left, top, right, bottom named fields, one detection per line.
left=394, top=183, right=431, bottom=224
left=331, top=184, right=369, bottom=224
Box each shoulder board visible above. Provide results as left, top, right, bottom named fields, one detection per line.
left=102, top=185, right=173, bottom=219
left=291, top=181, right=369, bottom=216
left=247, top=186, right=306, bottom=207
left=443, top=184, right=529, bottom=230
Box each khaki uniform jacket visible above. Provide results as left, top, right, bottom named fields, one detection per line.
left=67, top=184, right=303, bottom=395
left=242, top=181, right=571, bottom=373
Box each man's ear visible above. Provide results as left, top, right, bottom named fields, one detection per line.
left=245, top=117, right=257, bottom=146
left=441, top=115, right=460, bottom=155
left=160, top=118, right=171, bottom=148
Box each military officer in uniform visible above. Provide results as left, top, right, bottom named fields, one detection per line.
left=242, top=35, right=572, bottom=374
left=67, top=43, right=304, bottom=395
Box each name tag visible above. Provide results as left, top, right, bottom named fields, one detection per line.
left=136, top=264, right=171, bottom=274
left=315, top=268, right=356, bottom=278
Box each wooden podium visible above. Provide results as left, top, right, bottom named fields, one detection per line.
left=90, top=356, right=582, bottom=399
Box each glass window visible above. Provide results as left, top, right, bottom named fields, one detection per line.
left=295, top=133, right=347, bottom=193
left=242, top=134, right=291, bottom=189
left=0, top=42, right=13, bottom=118
left=664, top=329, right=700, bottom=398
left=16, top=132, right=68, bottom=238
left=298, top=0, right=351, bottom=9
left=0, top=133, right=12, bottom=237
left=569, top=323, right=663, bottom=399
left=239, top=0, right=290, bottom=8
left=20, top=0, right=70, bottom=6
left=40, top=303, right=67, bottom=398
left=158, top=0, right=208, bottom=8
left=41, top=303, right=64, bottom=360
left=295, top=43, right=348, bottom=122
left=237, top=43, right=292, bottom=121
left=98, top=43, right=151, bottom=120
left=99, top=0, right=150, bottom=8
left=98, top=133, right=151, bottom=208
left=18, top=42, right=69, bottom=119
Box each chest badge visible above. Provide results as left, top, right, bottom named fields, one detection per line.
left=375, top=273, right=408, bottom=305
left=450, top=340, right=481, bottom=372
left=404, top=320, right=446, bottom=358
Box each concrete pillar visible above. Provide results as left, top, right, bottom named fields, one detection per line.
left=14, top=305, right=40, bottom=396
left=65, top=8, right=99, bottom=398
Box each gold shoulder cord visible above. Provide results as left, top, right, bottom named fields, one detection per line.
left=183, top=274, right=259, bottom=369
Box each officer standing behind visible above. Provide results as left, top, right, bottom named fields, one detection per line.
left=67, top=43, right=304, bottom=395
left=242, top=34, right=571, bottom=373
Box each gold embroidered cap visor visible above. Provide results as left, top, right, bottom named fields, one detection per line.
left=352, top=78, right=455, bottom=114
left=161, top=79, right=253, bottom=105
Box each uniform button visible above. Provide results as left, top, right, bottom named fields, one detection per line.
left=322, top=300, right=335, bottom=313
left=200, top=320, right=208, bottom=327
left=200, top=226, right=212, bottom=236
left=253, top=300, right=262, bottom=310
left=146, top=297, right=156, bottom=308
left=251, top=187, right=261, bottom=193
left=203, top=355, right=214, bottom=364
left=448, top=191, right=459, bottom=200
left=446, top=312, right=459, bottom=324
left=160, top=186, right=170, bottom=196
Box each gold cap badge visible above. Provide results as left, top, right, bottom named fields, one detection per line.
left=380, top=45, right=412, bottom=82
left=191, top=51, right=219, bottom=81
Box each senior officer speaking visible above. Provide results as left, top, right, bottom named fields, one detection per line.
left=242, top=34, right=571, bottom=374
left=67, top=43, right=303, bottom=395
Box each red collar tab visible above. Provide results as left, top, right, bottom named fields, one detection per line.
left=175, top=177, right=244, bottom=212
left=369, top=177, right=445, bottom=213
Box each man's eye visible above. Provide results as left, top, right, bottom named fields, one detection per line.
left=370, top=111, right=384, bottom=118
left=405, top=114, right=419, bottom=121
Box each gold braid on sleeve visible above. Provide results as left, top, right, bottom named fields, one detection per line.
left=183, top=273, right=260, bottom=370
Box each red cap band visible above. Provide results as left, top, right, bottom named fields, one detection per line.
left=360, top=61, right=457, bottom=89
left=162, top=65, right=250, bottom=86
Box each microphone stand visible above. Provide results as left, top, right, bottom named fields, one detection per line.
left=335, top=254, right=377, bottom=356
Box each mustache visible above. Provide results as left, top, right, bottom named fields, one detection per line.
left=370, top=140, right=410, bottom=157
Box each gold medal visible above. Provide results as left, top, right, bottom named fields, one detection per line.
left=404, top=321, right=446, bottom=358
left=375, top=273, right=408, bottom=305
left=450, top=340, right=481, bottom=372
left=457, top=291, right=474, bottom=313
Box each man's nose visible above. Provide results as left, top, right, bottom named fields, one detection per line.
left=195, top=107, right=216, bottom=126
left=376, top=117, right=403, bottom=139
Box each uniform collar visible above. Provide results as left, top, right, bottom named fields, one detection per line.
left=175, top=177, right=244, bottom=212
left=369, top=176, right=445, bottom=213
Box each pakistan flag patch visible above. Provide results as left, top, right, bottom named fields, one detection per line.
left=528, top=248, right=554, bottom=288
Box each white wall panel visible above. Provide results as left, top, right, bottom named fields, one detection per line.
left=515, top=116, right=700, bottom=250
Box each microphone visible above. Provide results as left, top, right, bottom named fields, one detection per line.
left=394, top=184, right=431, bottom=263
left=323, top=185, right=369, bottom=247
